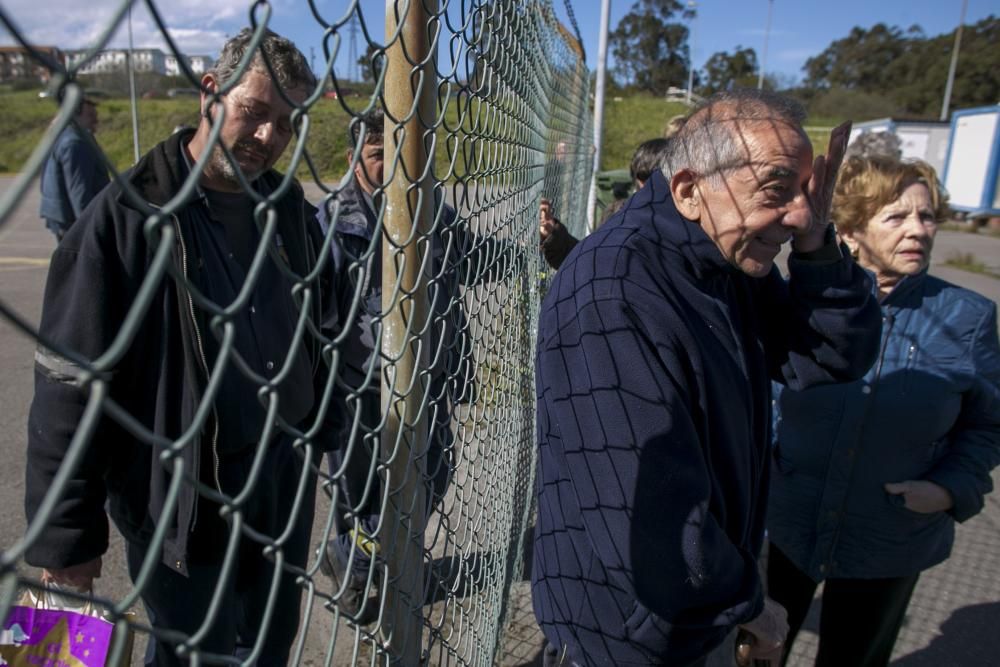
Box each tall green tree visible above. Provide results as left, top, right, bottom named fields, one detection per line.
left=800, top=16, right=999, bottom=115
left=803, top=23, right=914, bottom=91
left=700, top=46, right=758, bottom=94
left=609, top=0, right=695, bottom=95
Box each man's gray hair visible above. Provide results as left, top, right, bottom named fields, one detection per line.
left=661, top=89, right=808, bottom=184
left=210, top=27, right=316, bottom=91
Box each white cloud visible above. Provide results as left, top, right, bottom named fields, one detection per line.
left=0, top=0, right=251, bottom=56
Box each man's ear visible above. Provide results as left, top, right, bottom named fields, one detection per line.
left=671, top=168, right=701, bottom=220
left=200, top=73, right=217, bottom=118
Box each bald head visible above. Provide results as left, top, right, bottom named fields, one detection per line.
left=661, top=89, right=809, bottom=184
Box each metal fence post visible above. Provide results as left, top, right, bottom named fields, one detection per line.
left=381, top=0, right=438, bottom=662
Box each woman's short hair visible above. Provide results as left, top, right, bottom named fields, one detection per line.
left=832, top=156, right=950, bottom=235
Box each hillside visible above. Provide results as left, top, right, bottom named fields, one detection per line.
left=0, top=88, right=841, bottom=179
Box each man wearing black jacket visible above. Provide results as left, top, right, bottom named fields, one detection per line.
left=24, top=29, right=340, bottom=665
left=533, top=90, right=881, bottom=666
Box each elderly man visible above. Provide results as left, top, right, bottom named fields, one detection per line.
left=532, top=89, right=882, bottom=666
left=38, top=96, right=109, bottom=241
left=24, top=29, right=340, bottom=664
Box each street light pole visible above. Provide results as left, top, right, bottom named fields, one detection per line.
left=686, top=0, right=697, bottom=104
left=586, top=0, right=612, bottom=232
left=940, top=0, right=968, bottom=121
left=757, top=0, right=773, bottom=90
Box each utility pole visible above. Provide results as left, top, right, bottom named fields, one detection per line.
left=940, top=0, right=968, bottom=121
left=586, top=0, right=612, bottom=231
left=348, top=14, right=360, bottom=82
left=686, top=0, right=697, bottom=104
left=757, top=0, right=773, bottom=90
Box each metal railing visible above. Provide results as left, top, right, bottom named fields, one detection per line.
left=0, top=0, right=593, bottom=664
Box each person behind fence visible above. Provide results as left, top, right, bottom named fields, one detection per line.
left=540, top=137, right=672, bottom=270
left=24, top=28, right=343, bottom=665
left=38, top=95, right=110, bottom=241
left=316, top=107, right=480, bottom=624
left=765, top=156, right=1000, bottom=667
left=533, top=89, right=883, bottom=667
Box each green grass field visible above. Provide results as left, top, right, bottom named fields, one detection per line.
left=0, top=89, right=845, bottom=179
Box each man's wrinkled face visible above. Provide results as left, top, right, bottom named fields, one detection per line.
left=694, top=121, right=814, bottom=277
left=350, top=139, right=384, bottom=195
left=204, top=68, right=308, bottom=185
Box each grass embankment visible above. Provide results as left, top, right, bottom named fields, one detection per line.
left=0, top=89, right=846, bottom=178
left=0, top=90, right=360, bottom=179
left=943, top=252, right=1000, bottom=280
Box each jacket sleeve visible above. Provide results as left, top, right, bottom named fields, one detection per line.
left=58, top=135, right=110, bottom=220
left=305, top=205, right=348, bottom=452
left=538, top=296, right=762, bottom=645
left=539, top=218, right=579, bottom=271
left=24, top=201, right=130, bottom=568
left=762, top=251, right=881, bottom=390
left=924, top=302, right=1000, bottom=522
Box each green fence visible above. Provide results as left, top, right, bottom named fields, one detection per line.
left=0, top=1, right=593, bottom=664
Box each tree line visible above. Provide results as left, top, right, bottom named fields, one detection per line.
left=609, top=0, right=999, bottom=118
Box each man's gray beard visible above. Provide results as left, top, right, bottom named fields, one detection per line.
left=208, top=142, right=262, bottom=186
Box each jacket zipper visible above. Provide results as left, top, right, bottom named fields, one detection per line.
left=173, top=214, right=223, bottom=498
left=823, top=309, right=895, bottom=573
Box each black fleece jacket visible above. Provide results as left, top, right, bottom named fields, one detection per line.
left=24, top=130, right=343, bottom=576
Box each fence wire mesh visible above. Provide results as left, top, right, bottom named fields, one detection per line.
left=0, top=0, right=592, bottom=664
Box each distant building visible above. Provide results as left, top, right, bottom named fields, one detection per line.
left=0, top=46, right=64, bottom=83
left=189, top=55, right=212, bottom=74
left=164, top=53, right=213, bottom=78
left=66, top=48, right=167, bottom=75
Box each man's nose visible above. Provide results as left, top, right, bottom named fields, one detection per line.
left=255, top=121, right=275, bottom=145
left=780, top=194, right=811, bottom=231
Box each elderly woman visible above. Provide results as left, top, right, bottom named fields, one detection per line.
left=765, top=156, right=1000, bottom=666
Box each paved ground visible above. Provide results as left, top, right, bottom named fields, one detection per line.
left=2, top=174, right=999, bottom=666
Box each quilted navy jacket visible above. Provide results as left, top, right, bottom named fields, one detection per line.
left=533, top=170, right=881, bottom=666
left=768, top=272, right=1000, bottom=581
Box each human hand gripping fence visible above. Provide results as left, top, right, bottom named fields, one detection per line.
left=0, top=1, right=593, bottom=665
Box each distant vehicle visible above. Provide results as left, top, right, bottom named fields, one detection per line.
left=167, top=88, right=200, bottom=98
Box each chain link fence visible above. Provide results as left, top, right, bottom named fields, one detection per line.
left=0, top=0, right=592, bottom=664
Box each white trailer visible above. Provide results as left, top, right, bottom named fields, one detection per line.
left=942, top=106, right=1000, bottom=218
left=848, top=118, right=952, bottom=175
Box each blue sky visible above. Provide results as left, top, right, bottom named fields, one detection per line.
left=1, top=0, right=995, bottom=85
left=569, top=0, right=998, bottom=83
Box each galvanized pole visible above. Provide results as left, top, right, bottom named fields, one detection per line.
left=940, top=0, right=967, bottom=121
left=686, top=0, right=697, bottom=103
left=757, top=0, right=773, bottom=90
left=381, top=0, right=436, bottom=663
left=586, top=0, right=612, bottom=232
left=126, top=4, right=140, bottom=163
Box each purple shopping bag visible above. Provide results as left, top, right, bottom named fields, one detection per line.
left=1, top=594, right=115, bottom=667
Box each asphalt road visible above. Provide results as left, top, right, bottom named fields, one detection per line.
left=3, top=174, right=1000, bottom=666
